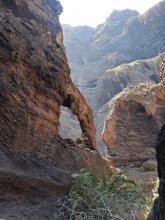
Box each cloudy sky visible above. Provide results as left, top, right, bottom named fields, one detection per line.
left=60, top=0, right=161, bottom=27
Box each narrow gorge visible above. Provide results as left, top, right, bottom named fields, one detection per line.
left=0, top=0, right=165, bottom=219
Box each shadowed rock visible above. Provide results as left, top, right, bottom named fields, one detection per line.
left=148, top=125, right=165, bottom=220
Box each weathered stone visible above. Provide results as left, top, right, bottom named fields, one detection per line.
left=0, top=0, right=96, bottom=151
left=102, top=83, right=165, bottom=166
left=0, top=0, right=113, bottom=218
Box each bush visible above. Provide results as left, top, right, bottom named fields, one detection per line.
left=59, top=169, right=152, bottom=220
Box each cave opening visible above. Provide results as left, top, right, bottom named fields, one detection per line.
left=59, top=106, right=82, bottom=140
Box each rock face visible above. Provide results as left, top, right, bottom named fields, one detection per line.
left=0, top=0, right=96, bottom=149
left=0, top=1, right=112, bottom=218
left=102, top=83, right=165, bottom=166
left=95, top=53, right=163, bottom=110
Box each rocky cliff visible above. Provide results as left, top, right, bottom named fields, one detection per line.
left=0, top=1, right=112, bottom=219
left=0, top=0, right=97, bottom=149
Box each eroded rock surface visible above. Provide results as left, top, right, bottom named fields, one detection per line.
left=0, top=1, right=113, bottom=219
left=0, top=0, right=97, bottom=151
left=102, top=83, right=165, bottom=166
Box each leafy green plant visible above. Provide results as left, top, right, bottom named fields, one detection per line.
left=59, top=169, right=152, bottom=220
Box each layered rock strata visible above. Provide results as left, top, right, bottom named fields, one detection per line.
left=0, top=1, right=112, bottom=218
left=0, top=0, right=96, bottom=150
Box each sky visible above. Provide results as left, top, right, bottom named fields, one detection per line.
left=60, top=0, right=161, bottom=27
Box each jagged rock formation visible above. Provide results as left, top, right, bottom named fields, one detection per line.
left=63, top=1, right=165, bottom=110
left=0, top=0, right=96, bottom=149
left=1, top=1, right=98, bottom=150
left=102, top=83, right=165, bottom=166
left=0, top=1, right=112, bottom=218
left=61, top=1, right=165, bottom=149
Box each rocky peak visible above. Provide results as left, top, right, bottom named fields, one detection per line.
left=95, top=9, right=139, bottom=42
left=106, top=9, right=139, bottom=23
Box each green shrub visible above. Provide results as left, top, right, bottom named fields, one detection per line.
left=60, top=169, right=152, bottom=220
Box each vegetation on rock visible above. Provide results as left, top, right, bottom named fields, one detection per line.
left=59, top=169, right=153, bottom=220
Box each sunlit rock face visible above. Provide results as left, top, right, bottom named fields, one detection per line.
left=102, top=83, right=165, bottom=167
left=0, top=1, right=113, bottom=218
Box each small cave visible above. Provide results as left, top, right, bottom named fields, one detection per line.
left=59, top=106, right=82, bottom=140
left=136, top=104, right=146, bottom=113
left=62, top=94, right=74, bottom=109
